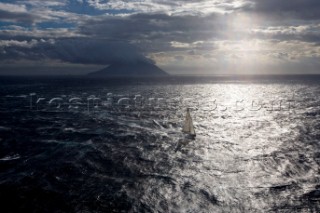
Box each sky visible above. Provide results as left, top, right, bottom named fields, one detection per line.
left=0, top=0, right=320, bottom=75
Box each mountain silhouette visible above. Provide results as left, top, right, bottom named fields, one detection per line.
left=88, top=60, right=168, bottom=77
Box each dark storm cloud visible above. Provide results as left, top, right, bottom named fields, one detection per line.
left=1, top=0, right=320, bottom=74
left=79, top=13, right=227, bottom=45
left=0, top=9, right=38, bottom=24
left=245, top=0, right=320, bottom=20
left=79, top=11, right=320, bottom=52
left=0, top=38, right=150, bottom=64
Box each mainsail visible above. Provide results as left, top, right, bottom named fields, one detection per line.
left=182, top=109, right=196, bottom=136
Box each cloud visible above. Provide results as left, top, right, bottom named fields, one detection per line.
left=21, top=0, right=67, bottom=7
left=85, top=0, right=251, bottom=14
left=0, top=2, right=27, bottom=13
left=0, top=2, right=38, bottom=24
left=174, top=55, right=184, bottom=61
left=1, top=0, right=320, bottom=74
left=251, top=24, right=320, bottom=44
left=0, top=1, right=84, bottom=25
left=79, top=13, right=228, bottom=44
left=0, top=38, right=151, bottom=65
left=0, top=26, right=81, bottom=39
left=0, top=39, right=38, bottom=48
left=245, top=0, right=320, bottom=20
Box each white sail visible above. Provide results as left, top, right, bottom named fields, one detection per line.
left=182, top=109, right=196, bottom=135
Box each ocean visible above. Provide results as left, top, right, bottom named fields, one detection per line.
left=0, top=75, right=319, bottom=212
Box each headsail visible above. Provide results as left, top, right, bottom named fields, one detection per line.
left=182, top=109, right=196, bottom=136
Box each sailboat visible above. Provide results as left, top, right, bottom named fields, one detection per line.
left=182, top=108, right=196, bottom=139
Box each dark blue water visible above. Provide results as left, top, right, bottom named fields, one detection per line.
left=0, top=76, right=320, bottom=212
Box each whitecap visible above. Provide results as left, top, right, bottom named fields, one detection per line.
left=0, top=154, right=21, bottom=161
left=63, top=127, right=76, bottom=132
left=0, top=126, right=11, bottom=131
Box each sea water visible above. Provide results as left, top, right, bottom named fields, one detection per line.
left=0, top=75, right=319, bottom=212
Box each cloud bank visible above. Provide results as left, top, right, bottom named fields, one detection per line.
left=0, top=0, right=320, bottom=74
